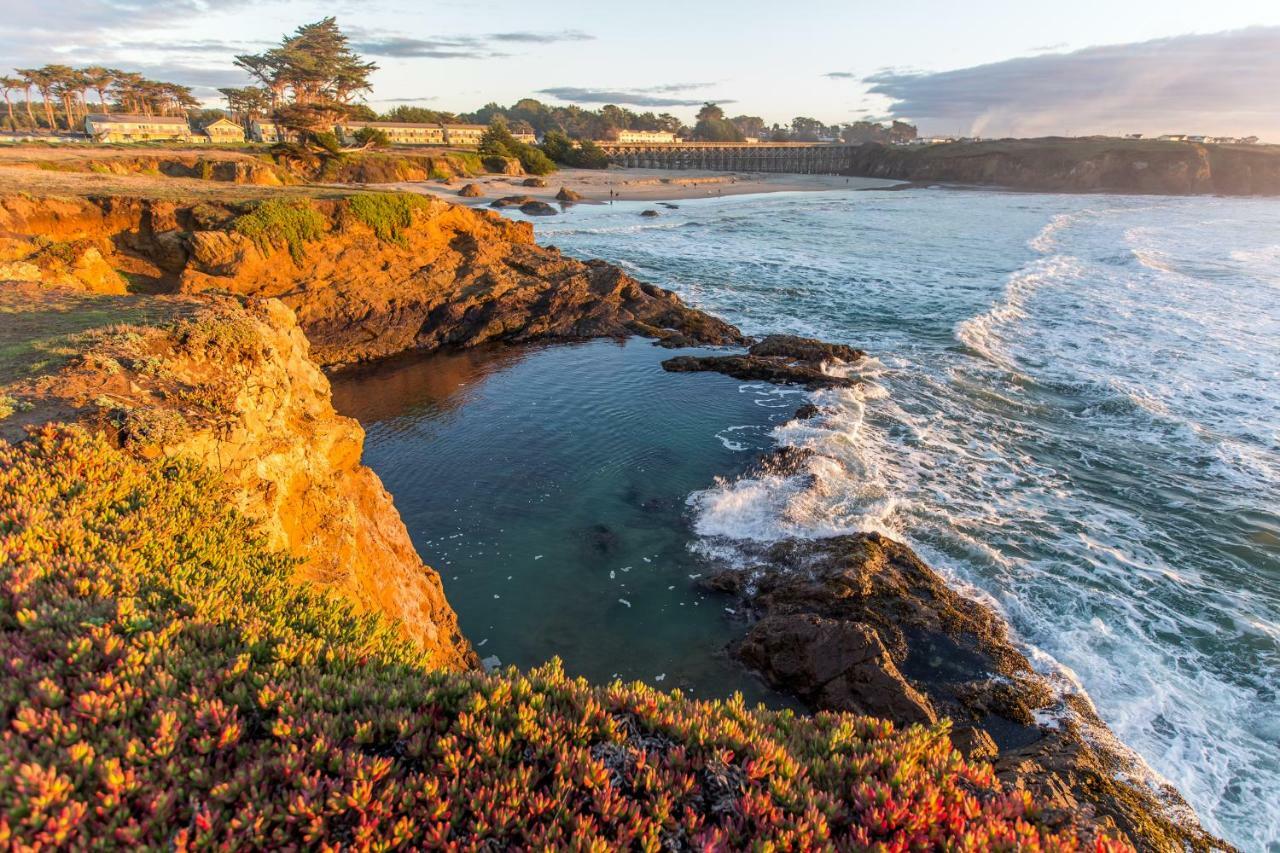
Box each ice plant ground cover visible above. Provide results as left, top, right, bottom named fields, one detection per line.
left=0, top=426, right=1127, bottom=850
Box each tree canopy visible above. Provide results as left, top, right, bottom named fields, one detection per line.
left=234, top=17, right=377, bottom=137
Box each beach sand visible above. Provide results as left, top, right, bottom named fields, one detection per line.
left=392, top=168, right=903, bottom=206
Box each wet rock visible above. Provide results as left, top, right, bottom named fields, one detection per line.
left=747, top=445, right=816, bottom=478
left=640, top=209, right=660, bottom=217
left=749, top=335, right=865, bottom=364
left=489, top=195, right=538, bottom=208
left=662, top=354, right=855, bottom=389
left=556, top=187, right=583, bottom=202
left=519, top=200, right=558, bottom=216
left=522, top=177, right=548, bottom=187
left=661, top=334, right=864, bottom=389
left=793, top=403, right=821, bottom=420
left=457, top=183, right=484, bottom=198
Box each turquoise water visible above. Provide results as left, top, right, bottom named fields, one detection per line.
left=330, top=340, right=804, bottom=707
left=524, top=190, right=1279, bottom=851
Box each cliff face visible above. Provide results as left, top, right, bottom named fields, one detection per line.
left=846, top=138, right=1280, bottom=195
left=0, top=192, right=744, bottom=365
left=0, top=285, right=474, bottom=670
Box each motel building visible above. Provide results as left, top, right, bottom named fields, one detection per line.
left=84, top=114, right=191, bottom=143
left=442, top=124, right=488, bottom=146
left=614, top=129, right=678, bottom=144
left=335, top=121, right=447, bottom=146
left=201, top=117, right=245, bottom=144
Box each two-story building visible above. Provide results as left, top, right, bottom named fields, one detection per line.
left=249, top=119, right=286, bottom=143
left=442, top=124, right=488, bottom=146
left=84, top=114, right=191, bottom=143
left=615, top=129, right=678, bottom=144
left=201, top=117, right=245, bottom=144
left=335, top=121, right=447, bottom=146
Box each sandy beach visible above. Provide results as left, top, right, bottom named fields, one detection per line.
left=394, top=167, right=904, bottom=206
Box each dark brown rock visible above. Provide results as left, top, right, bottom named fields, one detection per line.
left=519, top=200, right=558, bottom=216
left=748, top=334, right=864, bottom=364
left=522, top=177, right=548, bottom=187
left=457, top=183, right=484, bottom=198
left=489, top=195, right=538, bottom=208
left=706, top=532, right=1226, bottom=851
left=739, top=613, right=937, bottom=723
left=793, top=403, right=821, bottom=420
left=556, top=187, right=583, bottom=202
left=662, top=354, right=855, bottom=389
left=640, top=209, right=660, bottom=217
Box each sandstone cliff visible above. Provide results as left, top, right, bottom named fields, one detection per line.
left=0, top=284, right=474, bottom=670
left=0, top=192, right=744, bottom=365
left=846, top=138, right=1280, bottom=195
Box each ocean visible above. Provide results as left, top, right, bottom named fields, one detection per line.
left=337, top=187, right=1279, bottom=850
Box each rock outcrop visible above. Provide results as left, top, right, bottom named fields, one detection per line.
left=0, top=284, right=474, bottom=671
left=703, top=533, right=1223, bottom=850
left=845, top=138, right=1280, bottom=195
left=0, top=192, right=746, bottom=366
left=662, top=334, right=863, bottom=388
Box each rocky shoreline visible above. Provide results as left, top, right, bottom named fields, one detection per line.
left=0, top=183, right=1228, bottom=849
left=658, top=339, right=1228, bottom=851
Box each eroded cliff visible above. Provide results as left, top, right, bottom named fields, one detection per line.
left=0, top=191, right=744, bottom=365
left=0, top=284, right=474, bottom=670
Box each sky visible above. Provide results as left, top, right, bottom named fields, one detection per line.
left=3, top=0, right=1279, bottom=139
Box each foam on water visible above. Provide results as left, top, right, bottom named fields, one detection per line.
left=540, top=189, right=1280, bottom=851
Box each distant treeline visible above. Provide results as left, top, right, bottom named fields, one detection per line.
left=344, top=101, right=917, bottom=145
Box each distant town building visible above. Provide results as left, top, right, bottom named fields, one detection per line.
left=614, top=130, right=678, bottom=144
left=906, top=136, right=958, bottom=146
left=1158, top=134, right=1189, bottom=142
left=84, top=114, right=191, bottom=143
left=335, top=121, right=446, bottom=146
left=512, top=131, right=538, bottom=144
left=201, top=117, right=245, bottom=144
left=443, top=124, right=488, bottom=146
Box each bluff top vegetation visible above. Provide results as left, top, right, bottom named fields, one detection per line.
left=0, top=419, right=1126, bottom=850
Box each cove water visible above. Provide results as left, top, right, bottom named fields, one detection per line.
left=527, top=189, right=1279, bottom=851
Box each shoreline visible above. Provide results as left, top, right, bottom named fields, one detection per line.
left=389, top=167, right=905, bottom=206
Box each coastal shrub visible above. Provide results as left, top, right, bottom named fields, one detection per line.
left=351, top=126, right=391, bottom=149
left=0, top=425, right=1125, bottom=850
left=480, top=120, right=557, bottom=175
left=231, top=197, right=326, bottom=264
left=345, top=192, right=430, bottom=245
left=541, top=130, right=610, bottom=170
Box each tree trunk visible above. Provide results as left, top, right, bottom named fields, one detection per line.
left=2, top=94, right=13, bottom=130
left=41, top=93, right=55, bottom=132
left=96, top=88, right=110, bottom=114
left=23, top=89, right=36, bottom=129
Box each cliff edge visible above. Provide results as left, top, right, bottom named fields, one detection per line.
left=0, top=284, right=474, bottom=670
left=845, top=138, right=1280, bottom=195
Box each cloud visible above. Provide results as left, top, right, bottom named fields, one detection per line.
left=823, top=72, right=857, bottom=79
left=352, top=28, right=592, bottom=58
left=488, top=30, right=593, bottom=44
left=537, top=83, right=731, bottom=108
left=863, top=27, right=1280, bottom=138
